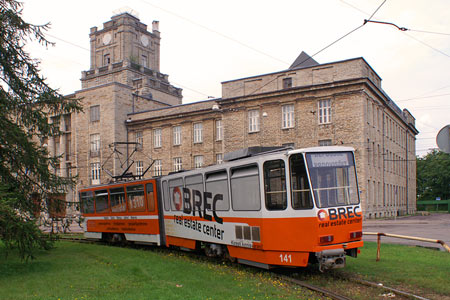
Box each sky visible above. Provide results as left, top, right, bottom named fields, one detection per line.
left=21, top=0, right=450, bottom=157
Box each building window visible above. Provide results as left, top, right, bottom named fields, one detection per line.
left=66, top=163, right=72, bottom=178
left=90, top=105, right=100, bottom=122
left=216, top=119, right=223, bottom=141
left=135, top=131, right=143, bottom=148
left=55, top=163, right=61, bottom=177
left=318, top=99, right=331, bottom=124
left=63, top=114, right=71, bottom=132
left=282, top=77, right=292, bottom=89
left=65, top=134, right=71, bottom=160
left=193, top=123, right=203, bottom=144
left=90, top=162, right=101, bottom=185
left=282, top=143, right=295, bottom=149
left=136, top=161, right=144, bottom=176
left=248, top=109, right=260, bottom=133
left=154, top=159, right=162, bottom=176
left=319, top=139, right=332, bottom=146
left=173, top=126, right=181, bottom=145
left=154, top=128, right=162, bottom=148
left=282, top=104, right=295, bottom=129
left=90, top=133, right=100, bottom=157
left=194, top=155, right=203, bottom=169
left=173, top=157, right=182, bottom=172
left=104, top=54, right=110, bottom=66
left=216, top=153, right=223, bottom=165
left=54, top=139, right=60, bottom=157
left=50, top=116, right=60, bottom=133
left=141, top=55, right=147, bottom=67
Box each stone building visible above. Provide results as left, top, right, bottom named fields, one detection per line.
left=50, top=12, right=418, bottom=219
left=126, top=54, right=418, bottom=218
left=48, top=12, right=182, bottom=214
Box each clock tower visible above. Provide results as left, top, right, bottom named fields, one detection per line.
left=70, top=11, right=183, bottom=193
left=81, top=12, right=182, bottom=105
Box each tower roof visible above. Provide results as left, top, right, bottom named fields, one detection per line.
left=289, top=51, right=319, bottom=69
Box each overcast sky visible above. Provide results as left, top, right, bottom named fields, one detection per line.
left=21, top=0, right=450, bottom=156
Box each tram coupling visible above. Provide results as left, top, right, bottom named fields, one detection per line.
left=316, top=249, right=346, bottom=272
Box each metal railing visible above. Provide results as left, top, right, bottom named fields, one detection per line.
left=364, top=232, right=450, bottom=261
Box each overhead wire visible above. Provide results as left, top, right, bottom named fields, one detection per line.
left=245, top=0, right=387, bottom=96
left=138, top=0, right=290, bottom=66
left=408, top=29, right=450, bottom=36
left=401, top=31, right=450, bottom=59
left=46, top=33, right=90, bottom=52
left=396, top=93, right=450, bottom=102
left=397, top=83, right=450, bottom=102
left=44, top=31, right=212, bottom=98
left=39, top=1, right=450, bottom=106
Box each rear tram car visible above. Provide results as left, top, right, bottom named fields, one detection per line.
left=80, top=147, right=363, bottom=270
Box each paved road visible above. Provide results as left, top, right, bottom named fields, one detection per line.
left=363, top=213, right=450, bottom=250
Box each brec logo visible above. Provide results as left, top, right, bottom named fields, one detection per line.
left=173, top=187, right=183, bottom=210
left=317, top=209, right=329, bottom=221
left=173, top=186, right=224, bottom=224
left=318, top=206, right=362, bottom=221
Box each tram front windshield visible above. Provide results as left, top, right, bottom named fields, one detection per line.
left=305, top=152, right=359, bottom=208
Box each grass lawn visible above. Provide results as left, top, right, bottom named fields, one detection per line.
left=0, top=242, right=320, bottom=300
left=1, top=241, right=449, bottom=300
left=339, top=241, right=450, bottom=297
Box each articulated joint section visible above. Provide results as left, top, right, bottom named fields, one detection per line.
left=316, top=249, right=346, bottom=272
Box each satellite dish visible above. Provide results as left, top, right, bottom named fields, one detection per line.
left=436, top=125, right=450, bottom=153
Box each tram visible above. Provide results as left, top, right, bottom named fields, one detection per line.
left=80, top=146, right=363, bottom=270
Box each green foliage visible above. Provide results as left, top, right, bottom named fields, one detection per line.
left=0, top=0, right=81, bottom=259
left=0, top=186, right=54, bottom=261
left=417, top=150, right=450, bottom=201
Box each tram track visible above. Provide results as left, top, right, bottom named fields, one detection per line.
left=276, top=274, right=353, bottom=300
left=58, top=237, right=430, bottom=300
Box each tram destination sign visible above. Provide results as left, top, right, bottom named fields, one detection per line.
left=310, top=153, right=350, bottom=168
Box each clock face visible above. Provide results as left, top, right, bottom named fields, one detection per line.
left=102, top=33, right=112, bottom=45
left=140, top=35, right=149, bottom=47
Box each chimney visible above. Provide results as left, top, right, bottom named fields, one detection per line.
left=152, top=20, right=159, bottom=32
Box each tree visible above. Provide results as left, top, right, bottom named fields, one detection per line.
left=416, top=150, right=450, bottom=201
left=0, top=0, right=81, bottom=259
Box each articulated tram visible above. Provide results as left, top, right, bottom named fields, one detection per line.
left=80, top=146, right=363, bottom=270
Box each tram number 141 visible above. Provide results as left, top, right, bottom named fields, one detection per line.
left=280, top=254, right=292, bottom=263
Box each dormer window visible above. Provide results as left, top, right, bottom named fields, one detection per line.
left=283, top=77, right=292, bottom=89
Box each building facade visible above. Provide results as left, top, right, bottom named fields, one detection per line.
left=126, top=56, right=418, bottom=218
left=51, top=13, right=418, bottom=219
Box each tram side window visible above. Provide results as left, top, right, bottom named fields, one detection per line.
left=95, top=189, right=109, bottom=213
left=186, top=175, right=204, bottom=211
left=169, top=178, right=184, bottom=211
left=162, top=180, right=169, bottom=211
left=205, top=170, right=229, bottom=211
left=110, top=187, right=126, bottom=213
left=127, top=184, right=145, bottom=212
left=146, top=183, right=155, bottom=212
left=290, top=154, right=313, bottom=209
left=264, top=160, right=287, bottom=210
left=80, top=191, right=94, bottom=214
left=231, top=165, right=261, bottom=211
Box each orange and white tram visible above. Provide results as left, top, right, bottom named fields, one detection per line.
left=80, top=146, right=363, bottom=270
